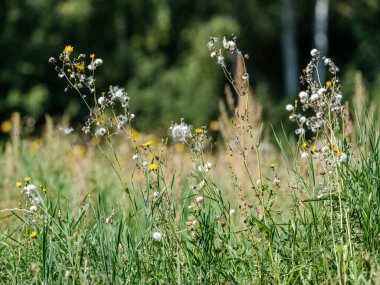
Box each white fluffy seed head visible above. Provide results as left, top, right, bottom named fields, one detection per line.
left=310, top=94, right=319, bottom=102
left=152, top=232, right=162, bottom=241
left=286, top=104, right=294, bottom=112
left=299, top=91, right=308, bottom=100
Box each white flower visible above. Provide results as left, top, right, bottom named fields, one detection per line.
left=272, top=178, right=280, bottom=186
left=130, top=113, right=135, bottom=119
left=24, top=184, right=37, bottom=192
left=299, top=91, right=308, bottom=100
left=210, top=51, right=216, bottom=58
left=195, top=196, right=204, bottom=203
left=30, top=205, right=37, bottom=212
left=339, top=152, right=347, bottom=162
left=318, top=88, right=326, bottom=95
left=310, top=49, right=318, bottom=57
left=87, top=64, right=96, bottom=71
left=286, top=104, right=294, bottom=112
left=153, top=191, right=159, bottom=197
left=295, top=128, right=305, bottom=135
left=301, top=151, right=309, bottom=159
left=95, top=127, right=107, bottom=137
left=142, top=161, right=148, bottom=168
left=310, top=93, right=319, bottom=102
left=217, top=55, right=225, bottom=66
left=152, top=232, right=162, bottom=241
left=132, top=154, right=139, bottom=160
left=299, top=116, right=307, bottom=124
left=205, top=161, right=212, bottom=170
left=94, top=58, right=103, bottom=66
left=324, top=58, right=331, bottom=65
left=335, top=93, right=343, bottom=101
left=198, top=180, right=205, bottom=189
left=60, top=127, right=74, bottom=135
left=229, top=209, right=236, bottom=215
left=98, top=96, right=105, bottom=105
left=171, top=123, right=191, bottom=143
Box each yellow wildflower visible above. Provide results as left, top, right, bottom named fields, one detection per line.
left=270, top=163, right=276, bottom=169
left=24, top=176, right=31, bottom=182
left=209, top=120, right=219, bottom=131
left=326, top=81, right=332, bottom=87
left=195, top=128, right=203, bottom=134
left=1, top=120, right=12, bottom=133
left=64, top=45, right=74, bottom=53
left=29, top=231, right=37, bottom=238
left=67, top=68, right=71, bottom=73
left=90, top=53, right=95, bottom=59
left=148, top=164, right=157, bottom=171
left=311, top=145, right=317, bottom=154
left=301, top=142, right=308, bottom=149
left=142, top=141, right=153, bottom=148
left=333, top=145, right=339, bottom=153
left=75, top=64, right=85, bottom=70
left=16, top=181, right=22, bottom=187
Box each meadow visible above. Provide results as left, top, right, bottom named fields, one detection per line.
left=1, top=38, right=380, bottom=284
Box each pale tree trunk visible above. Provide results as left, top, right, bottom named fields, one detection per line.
left=282, top=0, right=299, bottom=97
left=314, top=0, right=329, bottom=82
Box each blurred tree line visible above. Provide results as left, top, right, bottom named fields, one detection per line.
left=0, top=0, right=379, bottom=132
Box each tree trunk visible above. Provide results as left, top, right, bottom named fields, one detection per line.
left=314, top=0, right=330, bottom=82
left=282, top=0, right=299, bottom=97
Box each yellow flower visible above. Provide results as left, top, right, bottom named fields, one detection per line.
left=326, top=81, right=332, bottom=87
left=1, top=120, right=12, bottom=133
left=209, top=120, right=219, bottom=131
left=67, top=68, right=72, bottom=73
left=90, top=53, right=95, bottom=59
left=270, top=163, right=276, bottom=169
left=64, top=45, right=74, bottom=53
left=29, top=231, right=37, bottom=238
left=16, top=181, right=22, bottom=187
left=333, top=145, right=339, bottom=153
left=148, top=164, right=157, bottom=171
left=195, top=128, right=203, bottom=134
left=75, top=64, right=85, bottom=70
left=301, top=142, right=308, bottom=149
left=142, top=141, right=153, bottom=147
left=24, top=176, right=31, bottom=182
left=311, top=145, right=317, bottom=154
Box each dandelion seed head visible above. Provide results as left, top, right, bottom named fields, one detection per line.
left=170, top=123, right=191, bottom=143
left=152, top=232, right=162, bottom=241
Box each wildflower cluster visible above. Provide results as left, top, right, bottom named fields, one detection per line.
left=207, top=36, right=239, bottom=67
left=286, top=49, right=344, bottom=136
left=16, top=177, right=45, bottom=214
left=49, top=45, right=134, bottom=137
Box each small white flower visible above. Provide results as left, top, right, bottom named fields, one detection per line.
left=24, top=184, right=37, bottom=192
left=299, top=91, right=308, bottom=100
left=142, top=161, right=148, bottom=168
left=317, top=191, right=323, bottom=199
left=195, top=196, right=204, bottom=204
left=318, top=88, right=326, bottom=95
left=30, top=205, right=37, bottom=212
left=94, top=58, right=103, bottom=66
left=132, top=154, right=139, bottom=160
left=87, top=64, right=96, bottom=71
left=95, top=127, right=107, bottom=137
left=60, top=127, right=74, bottom=135
left=152, top=232, right=162, bottom=241
left=217, top=55, right=225, bottom=66
left=130, top=113, right=135, bottom=119
left=210, top=51, right=216, bottom=58
left=272, top=178, right=281, bottom=186
left=295, top=128, right=305, bottom=135
left=324, top=58, right=331, bottom=65
left=339, top=152, right=347, bottom=162
left=153, top=191, right=159, bottom=197
left=335, top=93, right=343, bottom=101
left=98, top=96, right=105, bottom=105
left=301, top=151, right=309, bottom=159
left=229, top=209, right=236, bottom=215
left=198, top=180, right=206, bottom=189
left=299, top=116, right=307, bottom=124
left=285, top=104, right=294, bottom=112
left=310, top=49, right=318, bottom=57
left=310, top=93, right=319, bottom=102
left=205, top=161, right=213, bottom=170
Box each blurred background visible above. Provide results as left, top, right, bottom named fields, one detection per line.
left=0, top=0, right=379, bottom=136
